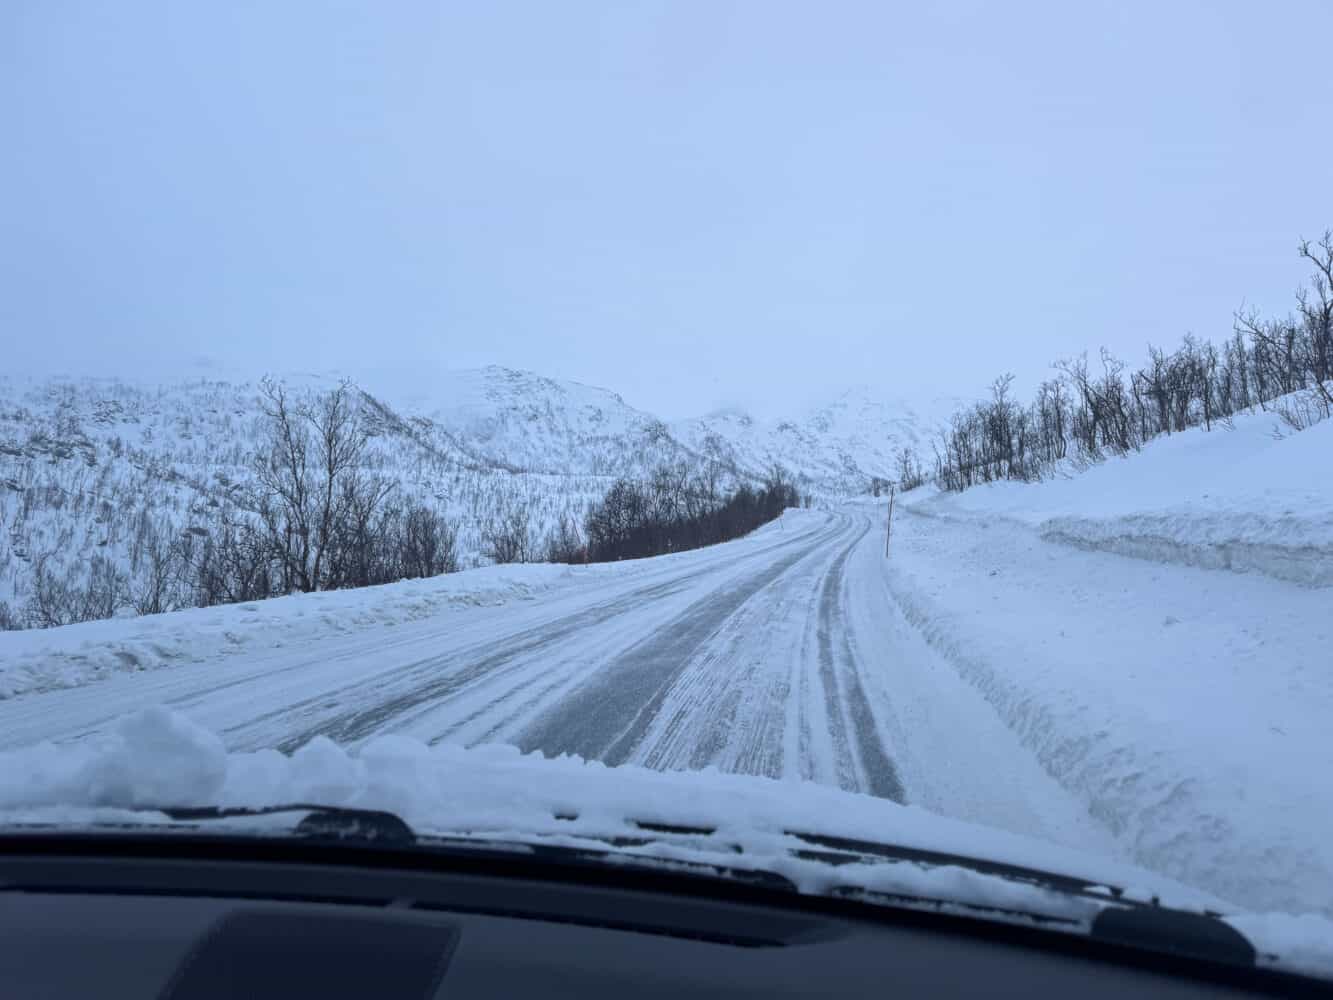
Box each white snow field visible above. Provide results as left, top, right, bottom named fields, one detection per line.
left=0, top=405, right=1329, bottom=926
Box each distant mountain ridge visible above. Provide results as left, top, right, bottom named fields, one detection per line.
left=383, top=365, right=950, bottom=491
left=672, top=384, right=956, bottom=493
left=389, top=366, right=708, bottom=477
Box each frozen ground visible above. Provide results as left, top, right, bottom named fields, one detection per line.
left=0, top=408, right=1328, bottom=925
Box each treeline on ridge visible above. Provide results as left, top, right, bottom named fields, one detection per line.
left=910, top=231, right=1333, bottom=492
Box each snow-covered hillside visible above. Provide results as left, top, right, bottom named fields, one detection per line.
left=673, top=386, right=954, bottom=493
left=0, top=369, right=944, bottom=630
left=913, top=402, right=1333, bottom=586
left=392, top=366, right=707, bottom=477
left=0, top=372, right=665, bottom=628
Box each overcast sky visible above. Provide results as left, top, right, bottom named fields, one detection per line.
left=5, top=1, right=1331, bottom=418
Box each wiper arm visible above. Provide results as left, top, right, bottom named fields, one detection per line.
left=158, top=804, right=416, bottom=847
left=786, top=829, right=1116, bottom=901
left=786, top=830, right=1257, bottom=968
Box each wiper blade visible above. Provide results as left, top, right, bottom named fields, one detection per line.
left=784, top=830, right=1256, bottom=968
left=786, top=829, right=1122, bottom=902
left=158, top=804, right=416, bottom=847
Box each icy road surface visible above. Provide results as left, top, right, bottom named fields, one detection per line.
left=0, top=511, right=1113, bottom=856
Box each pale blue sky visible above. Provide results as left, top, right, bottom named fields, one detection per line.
left=5, top=1, right=1331, bottom=417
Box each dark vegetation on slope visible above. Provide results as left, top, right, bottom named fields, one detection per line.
left=904, top=232, right=1333, bottom=492
left=537, top=465, right=801, bottom=564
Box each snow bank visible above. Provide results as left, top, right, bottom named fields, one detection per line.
left=883, top=409, right=1333, bottom=918
left=912, top=406, right=1333, bottom=587
left=0, top=706, right=227, bottom=809
left=0, top=564, right=587, bottom=700
left=1228, top=912, right=1333, bottom=981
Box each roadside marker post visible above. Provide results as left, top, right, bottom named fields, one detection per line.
left=885, top=484, right=895, bottom=558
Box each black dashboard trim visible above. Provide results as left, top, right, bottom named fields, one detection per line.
left=0, top=834, right=1327, bottom=997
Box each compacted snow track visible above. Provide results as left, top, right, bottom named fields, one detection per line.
left=0, top=509, right=1113, bottom=858
left=0, top=514, right=880, bottom=789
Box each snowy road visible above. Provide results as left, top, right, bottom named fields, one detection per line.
left=0, top=513, right=900, bottom=792
left=0, top=508, right=1110, bottom=860
left=8, top=496, right=1329, bottom=914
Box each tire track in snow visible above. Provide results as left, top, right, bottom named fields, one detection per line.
left=513, top=525, right=841, bottom=765
left=814, top=517, right=907, bottom=802
left=425, top=516, right=849, bottom=748
left=258, top=574, right=714, bottom=752
left=251, top=520, right=835, bottom=753
left=631, top=526, right=850, bottom=780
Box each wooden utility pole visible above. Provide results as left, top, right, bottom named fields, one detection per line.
left=885, top=483, right=896, bottom=558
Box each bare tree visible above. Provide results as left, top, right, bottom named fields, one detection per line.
left=131, top=534, right=185, bottom=616
left=543, top=512, right=585, bottom=563
left=399, top=503, right=459, bottom=578
left=894, top=447, right=925, bottom=491
left=250, top=378, right=391, bottom=592
left=25, top=552, right=129, bottom=628
left=482, top=501, right=535, bottom=564
left=1297, top=231, right=1333, bottom=410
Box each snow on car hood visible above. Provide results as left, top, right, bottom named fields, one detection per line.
left=2, top=706, right=1330, bottom=980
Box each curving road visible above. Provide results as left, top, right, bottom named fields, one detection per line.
left=0, top=511, right=908, bottom=801
left=251, top=509, right=905, bottom=800
left=1, top=506, right=1129, bottom=863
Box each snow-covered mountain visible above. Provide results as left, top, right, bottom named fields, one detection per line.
left=370, top=366, right=950, bottom=493
left=0, top=367, right=945, bottom=629
left=672, top=386, right=955, bottom=493
left=389, top=366, right=703, bottom=477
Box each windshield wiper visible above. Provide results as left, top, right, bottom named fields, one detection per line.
left=164, top=810, right=1259, bottom=968
left=786, top=829, right=1130, bottom=901
left=503, top=820, right=1259, bottom=968
left=783, top=829, right=1256, bottom=967
left=0, top=804, right=1262, bottom=970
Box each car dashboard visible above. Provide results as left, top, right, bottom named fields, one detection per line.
left=0, top=836, right=1320, bottom=998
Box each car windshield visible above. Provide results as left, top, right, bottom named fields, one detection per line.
left=2, top=0, right=1331, bottom=983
